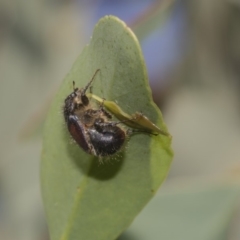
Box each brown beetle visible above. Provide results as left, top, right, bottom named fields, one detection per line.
left=63, top=69, right=127, bottom=157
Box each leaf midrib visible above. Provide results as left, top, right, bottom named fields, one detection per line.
left=60, top=166, right=92, bottom=240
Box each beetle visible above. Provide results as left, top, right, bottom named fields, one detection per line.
left=63, top=69, right=127, bottom=157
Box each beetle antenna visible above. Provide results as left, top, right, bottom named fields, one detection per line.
left=82, top=69, right=100, bottom=96
left=72, top=81, right=78, bottom=92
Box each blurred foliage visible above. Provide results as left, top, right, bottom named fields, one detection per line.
left=119, top=182, right=240, bottom=240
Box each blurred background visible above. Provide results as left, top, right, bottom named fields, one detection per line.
left=1, top=0, right=240, bottom=239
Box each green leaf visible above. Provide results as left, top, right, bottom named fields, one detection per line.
left=41, top=16, right=173, bottom=240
